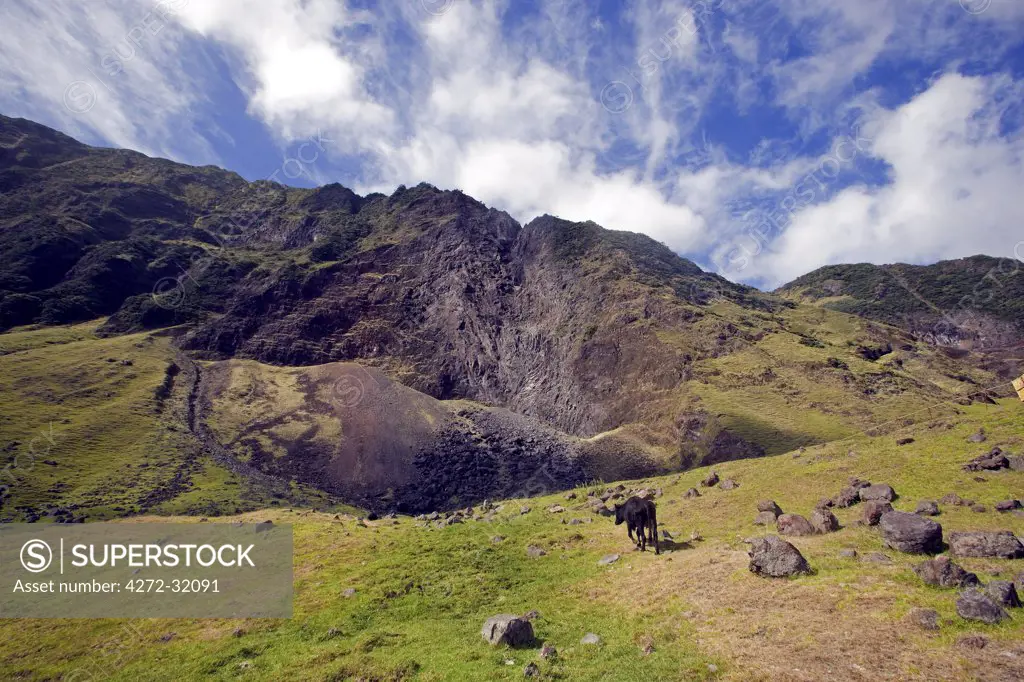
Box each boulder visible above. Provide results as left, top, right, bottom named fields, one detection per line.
left=597, top=554, right=620, bottom=566
left=913, top=556, right=980, bottom=588
left=863, top=500, right=894, bottom=526
left=753, top=511, right=778, bottom=526
left=810, top=508, right=839, bottom=534
left=1015, top=571, right=1024, bottom=595
left=481, top=614, right=535, bottom=647
left=524, top=662, right=540, bottom=677
left=940, top=493, right=965, bottom=506
left=839, top=548, right=858, bottom=559
left=906, top=607, right=940, bottom=631
left=757, top=500, right=783, bottom=516
left=994, top=500, right=1022, bottom=512
left=747, top=535, right=811, bottom=577
left=966, top=430, right=987, bottom=443
left=915, top=500, right=940, bottom=516
left=683, top=487, right=701, bottom=499
left=719, top=479, right=739, bottom=490
left=896, top=437, right=915, bottom=446
left=955, top=589, right=1009, bottom=624
left=1007, top=455, right=1024, bottom=471
left=948, top=531, right=1024, bottom=559
left=701, top=472, right=719, bottom=487
left=546, top=505, right=565, bottom=514
left=859, top=484, right=896, bottom=502
left=985, top=581, right=1022, bottom=608
left=861, top=552, right=892, bottom=564
left=539, top=643, right=557, bottom=659
left=526, top=545, right=547, bottom=558
left=833, top=486, right=861, bottom=508
left=963, top=450, right=1009, bottom=472
left=776, top=513, right=816, bottom=536
left=970, top=504, right=987, bottom=513
left=879, top=511, right=943, bottom=554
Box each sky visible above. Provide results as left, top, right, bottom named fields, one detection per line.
left=1, top=0, right=1023, bottom=289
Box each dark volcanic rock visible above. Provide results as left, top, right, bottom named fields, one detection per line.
left=747, top=535, right=811, bottom=577
left=863, top=500, right=894, bottom=526
left=948, top=531, right=1024, bottom=559
left=683, top=487, right=701, bottom=499
left=701, top=472, right=720, bottom=487
left=985, top=581, right=1021, bottom=608
left=858, top=483, right=896, bottom=502
left=481, top=614, right=535, bottom=646
left=963, top=449, right=1009, bottom=472
left=879, top=511, right=943, bottom=554
left=776, top=514, right=816, bottom=537
left=915, top=500, right=940, bottom=516
left=956, top=589, right=1009, bottom=624
left=994, top=499, right=1021, bottom=512
left=753, top=511, right=778, bottom=526
left=913, top=556, right=980, bottom=588
left=757, top=500, right=783, bottom=516
left=833, top=486, right=861, bottom=508
left=719, top=479, right=739, bottom=490
left=810, top=508, right=839, bottom=534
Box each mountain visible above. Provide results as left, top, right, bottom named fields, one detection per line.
left=0, top=114, right=1018, bottom=516
left=778, top=257, right=1024, bottom=352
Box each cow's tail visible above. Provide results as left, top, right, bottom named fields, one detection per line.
left=650, top=506, right=660, bottom=555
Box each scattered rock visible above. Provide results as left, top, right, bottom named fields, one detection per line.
left=707, top=664, right=719, bottom=674
left=862, top=552, right=893, bottom=564
left=970, top=504, right=987, bottom=513
left=491, top=536, right=506, bottom=544
left=546, top=505, right=565, bottom=514
left=159, top=633, right=176, bottom=643
left=526, top=545, right=547, bottom=558
left=956, top=634, right=989, bottom=650
left=1007, top=455, right=1024, bottom=471
left=915, top=500, right=940, bottom=516
left=833, top=486, right=861, bottom=508
left=683, top=487, right=701, bottom=499
left=995, top=500, right=1022, bottom=512
left=524, top=662, right=540, bottom=677
left=963, top=449, right=1009, bottom=472
left=956, top=589, right=1009, bottom=624
left=810, top=508, right=839, bottom=534
left=776, top=513, right=816, bottom=537
left=913, top=556, right=980, bottom=588
left=839, top=548, right=858, bottom=559
left=580, top=633, right=601, bottom=645
left=523, top=610, right=541, bottom=621
left=906, top=607, right=940, bottom=631
left=879, top=511, right=943, bottom=554
left=520, top=506, right=531, bottom=515
left=719, top=479, right=739, bottom=490
left=1015, top=571, right=1024, bottom=595
left=754, top=500, right=782, bottom=515
left=753, top=511, right=778, bottom=526
left=481, top=615, right=536, bottom=647
left=949, top=531, right=1024, bottom=559
left=539, top=643, right=557, bottom=659
left=232, top=628, right=246, bottom=638
left=896, top=437, right=915, bottom=446
left=859, top=483, right=896, bottom=502
left=342, top=588, right=357, bottom=598
left=967, top=430, right=987, bottom=443
left=985, top=581, right=1022, bottom=608
left=597, top=554, right=620, bottom=566
left=940, top=493, right=965, bottom=506
left=863, top=500, right=894, bottom=526
left=238, top=661, right=252, bottom=670
left=747, top=535, right=811, bottom=577
left=701, top=472, right=719, bottom=488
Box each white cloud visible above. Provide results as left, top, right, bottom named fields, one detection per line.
left=738, top=73, right=1024, bottom=287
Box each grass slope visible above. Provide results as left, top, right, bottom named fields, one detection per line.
left=1, top=402, right=1021, bottom=681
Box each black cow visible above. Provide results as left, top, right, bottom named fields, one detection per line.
left=614, top=496, right=659, bottom=554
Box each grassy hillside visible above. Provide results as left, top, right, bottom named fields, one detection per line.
left=0, top=401, right=1021, bottom=681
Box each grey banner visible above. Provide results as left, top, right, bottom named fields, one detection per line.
left=0, top=523, right=292, bottom=618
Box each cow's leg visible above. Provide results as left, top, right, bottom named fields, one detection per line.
left=638, top=522, right=646, bottom=551
left=649, top=512, right=660, bottom=555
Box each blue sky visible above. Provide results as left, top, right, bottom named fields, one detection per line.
left=1, top=0, right=1023, bottom=288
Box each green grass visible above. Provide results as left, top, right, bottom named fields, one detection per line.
left=0, top=400, right=1021, bottom=680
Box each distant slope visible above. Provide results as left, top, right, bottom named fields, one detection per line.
left=778, top=256, right=1024, bottom=351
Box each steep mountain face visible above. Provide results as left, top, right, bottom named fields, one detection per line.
left=2, top=114, right=1018, bottom=513
left=778, top=257, right=1024, bottom=351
